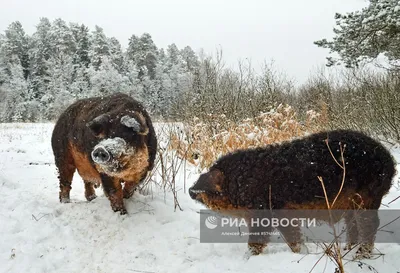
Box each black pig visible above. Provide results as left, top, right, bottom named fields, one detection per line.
left=189, top=130, right=396, bottom=257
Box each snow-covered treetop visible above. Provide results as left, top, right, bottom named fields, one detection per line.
left=315, top=0, right=400, bottom=69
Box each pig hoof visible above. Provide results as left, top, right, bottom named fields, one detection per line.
left=112, top=205, right=127, bottom=215
left=354, top=251, right=372, bottom=260
left=247, top=243, right=265, bottom=255
left=354, top=244, right=373, bottom=259
left=291, top=243, right=309, bottom=254
left=343, top=243, right=356, bottom=251
left=86, top=194, right=97, bottom=202
left=60, top=197, right=71, bottom=203
left=115, top=207, right=127, bottom=215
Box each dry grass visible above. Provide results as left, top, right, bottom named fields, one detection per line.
left=139, top=123, right=190, bottom=211
left=140, top=105, right=326, bottom=208
left=170, top=104, right=327, bottom=170
left=311, top=140, right=383, bottom=273
left=313, top=141, right=347, bottom=273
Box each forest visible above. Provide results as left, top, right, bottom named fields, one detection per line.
left=0, top=8, right=399, bottom=144
left=0, top=18, right=199, bottom=121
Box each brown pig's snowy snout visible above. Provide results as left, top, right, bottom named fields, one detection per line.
left=91, top=146, right=111, bottom=163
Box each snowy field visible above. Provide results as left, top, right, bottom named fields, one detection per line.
left=0, top=123, right=400, bottom=273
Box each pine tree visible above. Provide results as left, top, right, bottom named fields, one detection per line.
left=70, top=23, right=91, bottom=68
left=88, top=56, right=131, bottom=97
left=140, top=33, right=158, bottom=79
left=181, top=46, right=200, bottom=73
left=44, top=54, right=76, bottom=119
left=0, top=62, right=31, bottom=121
left=125, top=59, right=143, bottom=99
left=89, top=25, right=110, bottom=70
left=109, top=37, right=125, bottom=73
left=29, top=17, right=52, bottom=100
left=70, top=64, right=90, bottom=99
left=145, top=44, right=191, bottom=118
left=140, top=67, right=162, bottom=116
left=0, top=21, right=30, bottom=79
left=50, top=18, right=76, bottom=62
left=315, top=0, right=400, bottom=69
left=0, top=18, right=201, bottom=121
left=0, top=37, right=7, bottom=85
left=69, top=23, right=91, bottom=95
left=126, top=33, right=158, bottom=79
left=126, top=34, right=140, bottom=59
left=166, top=43, right=182, bottom=69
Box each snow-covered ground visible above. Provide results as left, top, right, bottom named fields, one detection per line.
left=0, top=123, right=399, bottom=273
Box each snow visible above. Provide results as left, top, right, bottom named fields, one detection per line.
left=120, top=115, right=141, bottom=132
left=93, top=137, right=127, bottom=160
left=0, top=123, right=400, bottom=273
left=376, top=10, right=387, bottom=18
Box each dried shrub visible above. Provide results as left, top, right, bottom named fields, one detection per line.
left=170, top=104, right=326, bottom=171
left=139, top=123, right=190, bottom=211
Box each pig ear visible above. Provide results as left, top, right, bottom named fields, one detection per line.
left=120, top=114, right=149, bottom=135
left=86, top=114, right=110, bottom=136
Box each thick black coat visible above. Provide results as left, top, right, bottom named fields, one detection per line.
left=189, top=129, right=396, bottom=255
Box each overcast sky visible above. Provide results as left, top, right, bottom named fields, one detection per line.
left=0, top=0, right=368, bottom=84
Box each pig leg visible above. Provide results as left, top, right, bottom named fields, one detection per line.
left=123, top=181, right=137, bottom=199
left=354, top=210, right=379, bottom=258
left=84, top=181, right=97, bottom=201
left=247, top=219, right=272, bottom=255
left=277, top=225, right=308, bottom=254
left=354, top=201, right=380, bottom=258
left=344, top=210, right=359, bottom=251
left=55, top=153, right=75, bottom=203
left=101, top=174, right=127, bottom=215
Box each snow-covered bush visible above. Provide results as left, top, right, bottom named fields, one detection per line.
left=170, top=104, right=325, bottom=170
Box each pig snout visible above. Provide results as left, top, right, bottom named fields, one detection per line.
left=189, top=187, right=197, bottom=199
left=91, top=146, right=111, bottom=163
left=189, top=170, right=225, bottom=200
left=189, top=186, right=206, bottom=200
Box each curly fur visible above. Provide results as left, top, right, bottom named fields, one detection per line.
left=51, top=92, right=157, bottom=214
left=189, top=129, right=396, bottom=256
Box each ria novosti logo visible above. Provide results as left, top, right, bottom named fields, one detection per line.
left=204, top=215, right=317, bottom=229
left=205, top=216, right=218, bottom=229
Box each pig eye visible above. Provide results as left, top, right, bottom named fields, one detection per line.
left=87, top=114, right=110, bottom=137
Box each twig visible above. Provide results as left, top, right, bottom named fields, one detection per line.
left=327, top=140, right=346, bottom=208
left=377, top=215, right=400, bottom=231
left=388, top=195, right=400, bottom=205
left=128, top=270, right=156, bottom=273
left=318, top=177, right=331, bottom=210
left=308, top=252, right=328, bottom=273
left=325, top=139, right=344, bottom=170
left=314, top=140, right=347, bottom=273
left=32, top=213, right=50, bottom=222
